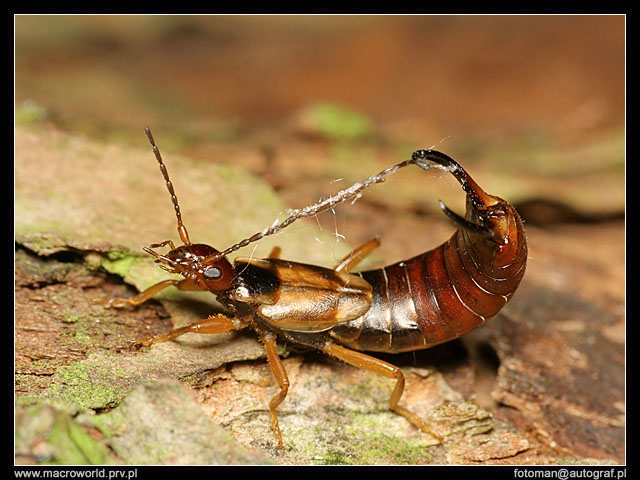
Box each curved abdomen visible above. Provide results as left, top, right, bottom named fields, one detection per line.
left=329, top=218, right=527, bottom=353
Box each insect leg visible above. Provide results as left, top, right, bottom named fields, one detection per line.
left=334, top=236, right=381, bottom=272
left=261, top=333, right=290, bottom=449
left=322, top=341, right=443, bottom=443
left=97, top=278, right=201, bottom=308
left=132, top=313, right=244, bottom=348
left=147, top=240, right=176, bottom=250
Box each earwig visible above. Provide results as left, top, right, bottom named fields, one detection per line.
left=103, top=129, right=528, bottom=449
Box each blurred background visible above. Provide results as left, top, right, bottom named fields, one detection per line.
left=14, top=14, right=626, bottom=465
left=15, top=15, right=624, bottom=141
left=15, top=14, right=626, bottom=257
left=15, top=15, right=625, bottom=247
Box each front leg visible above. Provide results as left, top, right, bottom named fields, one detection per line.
left=132, top=313, right=245, bottom=348
left=96, top=278, right=202, bottom=308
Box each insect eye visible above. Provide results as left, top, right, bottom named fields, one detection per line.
left=203, top=266, right=223, bottom=281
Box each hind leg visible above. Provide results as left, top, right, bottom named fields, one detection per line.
left=322, top=340, right=442, bottom=442
left=260, top=333, right=290, bottom=449
left=334, top=237, right=381, bottom=272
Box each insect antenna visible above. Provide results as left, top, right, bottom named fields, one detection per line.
left=203, top=148, right=491, bottom=264
left=145, top=127, right=191, bottom=245
left=203, top=158, right=416, bottom=263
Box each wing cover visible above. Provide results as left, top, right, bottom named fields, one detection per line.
left=232, top=258, right=372, bottom=332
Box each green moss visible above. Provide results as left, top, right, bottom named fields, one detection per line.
left=16, top=99, right=48, bottom=124
left=106, top=249, right=132, bottom=261
left=62, top=313, right=83, bottom=324
left=57, top=308, right=121, bottom=348
left=316, top=428, right=433, bottom=465
left=15, top=374, right=55, bottom=397
left=16, top=403, right=116, bottom=465
left=101, top=253, right=136, bottom=277
left=216, top=163, right=239, bottom=181
left=29, top=359, right=55, bottom=369
left=74, top=332, right=92, bottom=344
left=321, top=450, right=353, bottom=465
left=307, top=103, right=374, bottom=141
left=46, top=415, right=110, bottom=464
left=347, top=415, right=434, bottom=464
left=43, top=360, right=131, bottom=411
left=356, top=432, right=432, bottom=465
left=349, top=372, right=390, bottom=404
left=121, top=256, right=184, bottom=299
left=302, top=412, right=434, bottom=465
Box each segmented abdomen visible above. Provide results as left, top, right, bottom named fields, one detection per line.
left=329, top=220, right=527, bottom=353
